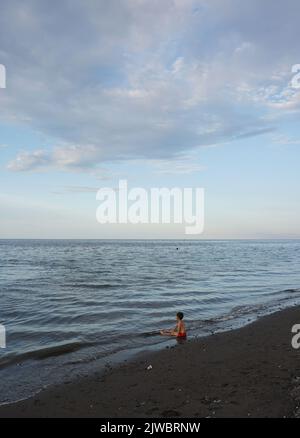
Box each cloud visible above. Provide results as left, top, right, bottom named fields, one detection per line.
left=272, top=135, right=300, bottom=146
left=6, top=149, right=50, bottom=171
left=63, top=186, right=99, bottom=193
left=149, top=158, right=206, bottom=175
left=1, top=0, right=299, bottom=173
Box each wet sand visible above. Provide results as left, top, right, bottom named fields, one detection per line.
left=1, top=305, right=300, bottom=418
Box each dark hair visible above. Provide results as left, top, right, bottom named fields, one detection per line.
left=177, top=312, right=184, bottom=320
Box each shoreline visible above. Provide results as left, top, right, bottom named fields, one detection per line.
left=1, top=305, right=300, bottom=418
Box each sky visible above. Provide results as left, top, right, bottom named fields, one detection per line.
left=0, top=0, right=300, bottom=239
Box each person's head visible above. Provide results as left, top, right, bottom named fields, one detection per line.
left=176, top=312, right=184, bottom=321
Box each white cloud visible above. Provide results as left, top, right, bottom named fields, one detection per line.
left=272, top=135, right=300, bottom=146
left=6, top=149, right=50, bottom=171
left=1, top=0, right=299, bottom=173
left=150, top=157, right=205, bottom=175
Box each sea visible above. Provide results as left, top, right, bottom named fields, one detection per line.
left=0, top=239, right=300, bottom=405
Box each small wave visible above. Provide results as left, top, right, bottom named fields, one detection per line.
left=0, top=341, right=91, bottom=369
left=262, top=287, right=300, bottom=298
left=64, top=283, right=120, bottom=289
left=140, top=330, right=161, bottom=337
left=198, top=303, right=264, bottom=326
left=0, top=386, right=48, bottom=408
left=282, top=288, right=300, bottom=294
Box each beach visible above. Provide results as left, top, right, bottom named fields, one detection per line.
left=0, top=305, right=300, bottom=418
left=1, top=239, right=300, bottom=405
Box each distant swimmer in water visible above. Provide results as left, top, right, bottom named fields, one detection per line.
left=160, top=312, right=187, bottom=338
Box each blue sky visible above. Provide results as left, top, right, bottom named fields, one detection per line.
left=0, top=0, right=300, bottom=239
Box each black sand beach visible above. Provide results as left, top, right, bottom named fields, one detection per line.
left=1, top=305, right=300, bottom=418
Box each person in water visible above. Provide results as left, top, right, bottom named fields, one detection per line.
left=160, top=312, right=187, bottom=338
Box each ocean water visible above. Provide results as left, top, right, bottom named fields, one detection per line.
left=0, top=239, right=300, bottom=404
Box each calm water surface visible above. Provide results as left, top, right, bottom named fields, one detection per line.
left=0, top=239, right=300, bottom=404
